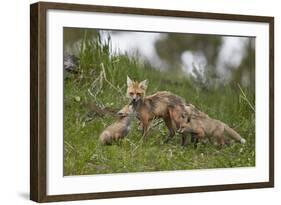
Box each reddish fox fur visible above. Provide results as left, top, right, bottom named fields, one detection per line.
left=127, top=76, right=186, bottom=142
left=99, top=104, right=134, bottom=145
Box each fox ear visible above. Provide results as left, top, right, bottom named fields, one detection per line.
left=127, top=76, right=133, bottom=86
left=139, top=79, right=148, bottom=90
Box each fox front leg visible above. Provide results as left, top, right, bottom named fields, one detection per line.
left=190, top=133, right=199, bottom=148
left=141, top=119, right=150, bottom=141
left=181, top=134, right=188, bottom=146
left=181, top=133, right=198, bottom=147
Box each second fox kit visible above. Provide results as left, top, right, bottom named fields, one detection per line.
left=169, top=103, right=246, bottom=145
left=168, top=104, right=207, bottom=145
left=178, top=115, right=246, bottom=145
left=99, top=104, right=134, bottom=145
left=126, top=76, right=185, bottom=141
left=168, top=103, right=209, bottom=131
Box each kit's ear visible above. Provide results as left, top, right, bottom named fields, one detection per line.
left=139, top=79, right=148, bottom=90
left=127, top=76, right=133, bottom=87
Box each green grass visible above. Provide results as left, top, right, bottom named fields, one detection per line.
left=63, top=32, right=255, bottom=176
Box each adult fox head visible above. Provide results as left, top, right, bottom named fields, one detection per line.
left=126, top=76, right=148, bottom=103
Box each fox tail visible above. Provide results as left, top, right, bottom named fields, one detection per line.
left=224, top=125, right=246, bottom=144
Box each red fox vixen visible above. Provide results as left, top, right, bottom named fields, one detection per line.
left=178, top=115, right=246, bottom=145
left=126, top=76, right=186, bottom=142
left=99, top=104, right=134, bottom=145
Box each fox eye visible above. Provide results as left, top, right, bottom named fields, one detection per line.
left=136, top=93, right=141, bottom=96
left=129, top=92, right=134, bottom=96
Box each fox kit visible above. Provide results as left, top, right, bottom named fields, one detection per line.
left=99, top=104, right=134, bottom=145
left=178, top=116, right=246, bottom=145
left=168, top=104, right=207, bottom=146
left=126, top=76, right=186, bottom=142
left=184, top=104, right=209, bottom=119
left=168, top=103, right=209, bottom=131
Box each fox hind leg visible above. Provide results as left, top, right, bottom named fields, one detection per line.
left=216, top=135, right=226, bottom=146
left=163, top=117, right=175, bottom=143
left=214, top=127, right=227, bottom=146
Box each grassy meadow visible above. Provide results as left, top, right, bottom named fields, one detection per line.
left=63, top=33, right=255, bottom=176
